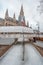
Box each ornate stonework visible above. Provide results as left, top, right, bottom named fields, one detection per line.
left=0, top=5, right=29, bottom=27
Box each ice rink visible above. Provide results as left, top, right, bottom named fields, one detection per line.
left=0, top=44, right=43, bottom=65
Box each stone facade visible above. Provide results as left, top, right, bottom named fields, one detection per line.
left=0, top=5, right=29, bottom=27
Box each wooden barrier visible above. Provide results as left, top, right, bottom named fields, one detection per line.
left=34, top=37, right=43, bottom=41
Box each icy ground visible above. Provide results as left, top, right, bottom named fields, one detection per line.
left=0, top=44, right=43, bottom=65
left=0, top=38, right=15, bottom=45
left=34, top=41, right=43, bottom=47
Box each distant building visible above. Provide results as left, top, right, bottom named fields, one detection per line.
left=0, top=5, right=29, bottom=27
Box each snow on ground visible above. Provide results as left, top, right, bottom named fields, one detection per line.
left=0, top=26, right=33, bottom=33
left=0, top=44, right=43, bottom=65
left=33, top=41, right=43, bottom=47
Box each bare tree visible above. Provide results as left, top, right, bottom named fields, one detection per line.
left=37, top=0, right=43, bottom=14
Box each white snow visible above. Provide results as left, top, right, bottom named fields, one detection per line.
left=18, top=38, right=29, bottom=42
left=0, top=26, right=33, bottom=33
left=0, top=44, right=43, bottom=65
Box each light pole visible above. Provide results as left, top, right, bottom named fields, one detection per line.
left=36, top=22, right=40, bottom=38
left=22, top=28, right=25, bottom=61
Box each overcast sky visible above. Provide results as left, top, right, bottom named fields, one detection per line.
left=0, top=0, right=43, bottom=32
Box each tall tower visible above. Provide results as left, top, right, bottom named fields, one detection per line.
left=27, top=21, right=29, bottom=27
left=5, top=9, right=9, bottom=20
left=18, top=5, right=25, bottom=26
left=13, top=13, right=16, bottom=22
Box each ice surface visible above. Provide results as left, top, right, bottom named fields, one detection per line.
left=34, top=41, right=43, bottom=47
left=0, top=44, right=43, bottom=65
left=0, top=45, right=23, bottom=65
left=24, top=44, right=43, bottom=65
left=0, top=38, right=15, bottom=45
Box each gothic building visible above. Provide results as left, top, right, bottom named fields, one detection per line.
left=0, top=5, right=29, bottom=27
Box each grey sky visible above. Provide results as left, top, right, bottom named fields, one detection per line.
left=0, top=0, right=43, bottom=32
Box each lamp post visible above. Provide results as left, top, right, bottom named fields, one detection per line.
left=36, top=22, right=40, bottom=38
left=22, top=28, right=25, bottom=61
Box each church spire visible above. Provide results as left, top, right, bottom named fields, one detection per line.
left=27, top=21, right=29, bottom=27
left=20, top=5, right=24, bottom=16
left=13, top=13, right=16, bottom=22
left=18, top=5, right=25, bottom=26
left=13, top=13, right=15, bottom=18
left=5, top=9, right=9, bottom=19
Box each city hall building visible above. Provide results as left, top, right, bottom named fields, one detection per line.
left=0, top=5, right=29, bottom=27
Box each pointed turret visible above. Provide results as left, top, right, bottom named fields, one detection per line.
left=27, top=21, right=29, bottom=27
left=20, top=5, right=24, bottom=16
left=5, top=9, right=9, bottom=19
left=13, top=13, right=16, bottom=22
left=18, top=5, right=25, bottom=26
